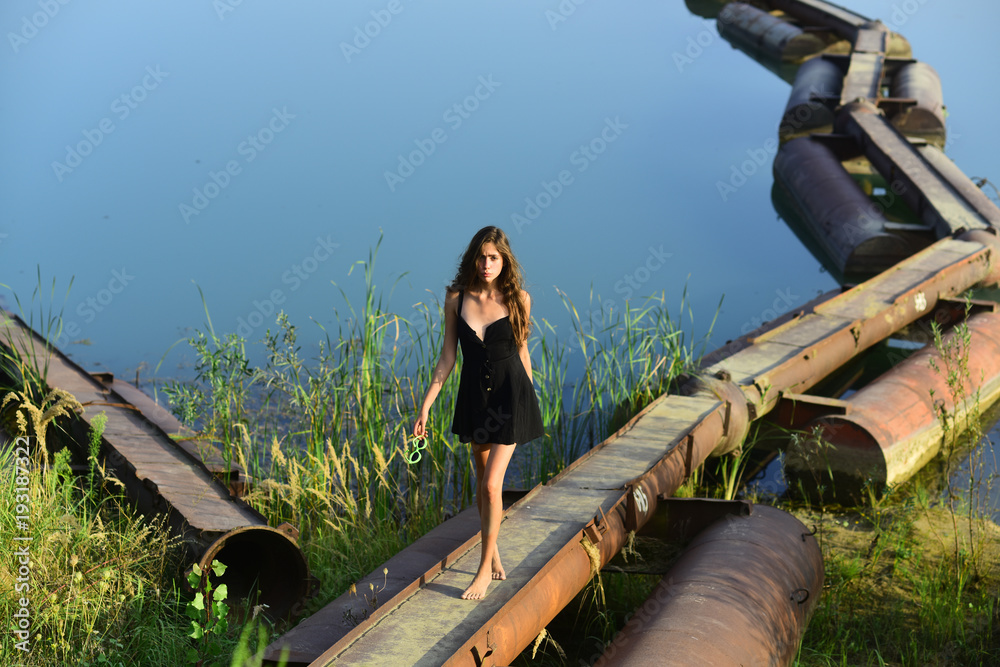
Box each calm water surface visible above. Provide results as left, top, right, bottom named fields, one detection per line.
left=3, top=1, right=998, bottom=511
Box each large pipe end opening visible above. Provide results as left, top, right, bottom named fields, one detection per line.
left=198, top=525, right=312, bottom=620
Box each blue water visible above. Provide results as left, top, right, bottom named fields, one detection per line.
left=3, top=1, right=999, bottom=507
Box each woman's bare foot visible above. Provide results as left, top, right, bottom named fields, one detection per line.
left=461, top=568, right=493, bottom=600
left=491, top=551, right=506, bottom=580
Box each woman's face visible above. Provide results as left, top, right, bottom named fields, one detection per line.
left=477, top=242, right=503, bottom=285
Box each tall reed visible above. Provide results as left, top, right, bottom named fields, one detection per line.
left=157, top=250, right=700, bottom=607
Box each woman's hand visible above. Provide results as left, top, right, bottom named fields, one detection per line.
left=413, top=407, right=429, bottom=438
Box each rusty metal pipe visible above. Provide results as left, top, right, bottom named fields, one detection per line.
left=597, top=504, right=823, bottom=666
left=0, top=311, right=311, bottom=619
left=787, top=310, right=1000, bottom=500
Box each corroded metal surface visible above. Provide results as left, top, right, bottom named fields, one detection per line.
left=838, top=101, right=991, bottom=237
left=597, top=504, right=823, bottom=667
left=263, top=491, right=529, bottom=665
left=308, top=394, right=730, bottom=666
left=704, top=236, right=1000, bottom=417
left=918, top=144, right=1000, bottom=229
left=0, top=311, right=310, bottom=618
left=787, top=310, right=1000, bottom=498
left=107, top=375, right=250, bottom=496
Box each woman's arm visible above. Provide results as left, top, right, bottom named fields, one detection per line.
left=518, top=290, right=533, bottom=383
left=413, top=290, right=460, bottom=438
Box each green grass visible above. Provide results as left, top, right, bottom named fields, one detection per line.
left=0, top=257, right=699, bottom=665
left=4, top=260, right=999, bottom=666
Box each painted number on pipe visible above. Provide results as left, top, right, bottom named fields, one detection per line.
left=633, top=486, right=648, bottom=513
left=914, top=291, right=927, bottom=312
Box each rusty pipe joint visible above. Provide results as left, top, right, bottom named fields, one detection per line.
left=681, top=374, right=752, bottom=456
left=959, top=228, right=1000, bottom=286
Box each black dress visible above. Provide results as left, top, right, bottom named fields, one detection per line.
left=451, top=291, right=545, bottom=445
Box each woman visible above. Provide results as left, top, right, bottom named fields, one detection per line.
left=412, top=226, right=544, bottom=600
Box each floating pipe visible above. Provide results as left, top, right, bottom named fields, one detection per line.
left=683, top=0, right=736, bottom=19
left=773, top=135, right=919, bottom=277
left=889, top=62, right=946, bottom=148
left=597, top=504, right=823, bottom=667
left=786, top=310, right=1000, bottom=501
left=717, top=3, right=827, bottom=76
left=780, top=56, right=842, bottom=140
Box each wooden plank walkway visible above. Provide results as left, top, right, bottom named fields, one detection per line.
left=297, top=233, right=998, bottom=665
left=312, top=395, right=721, bottom=666
left=703, top=237, right=992, bottom=406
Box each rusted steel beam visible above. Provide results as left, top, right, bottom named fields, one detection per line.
left=787, top=310, right=1000, bottom=500
left=597, top=504, right=823, bottom=667
left=437, top=401, right=742, bottom=667
left=306, top=394, right=738, bottom=666
left=838, top=27, right=888, bottom=103
left=298, top=229, right=1000, bottom=663
left=262, top=490, right=530, bottom=666
left=0, top=311, right=311, bottom=618
left=704, top=234, right=1000, bottom=418
left=838, top=101, right=991, bottom=237
left=917, top=144, right=1000, bottom=229
left=102, top=374, right=250, bottom=496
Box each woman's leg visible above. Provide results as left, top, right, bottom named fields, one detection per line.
left=462, top=442, right=516, bottom=600
left=471, top=444, right=506, bottom=581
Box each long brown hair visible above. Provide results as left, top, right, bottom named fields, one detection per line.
left=448, top=226, right=531, bottom=346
